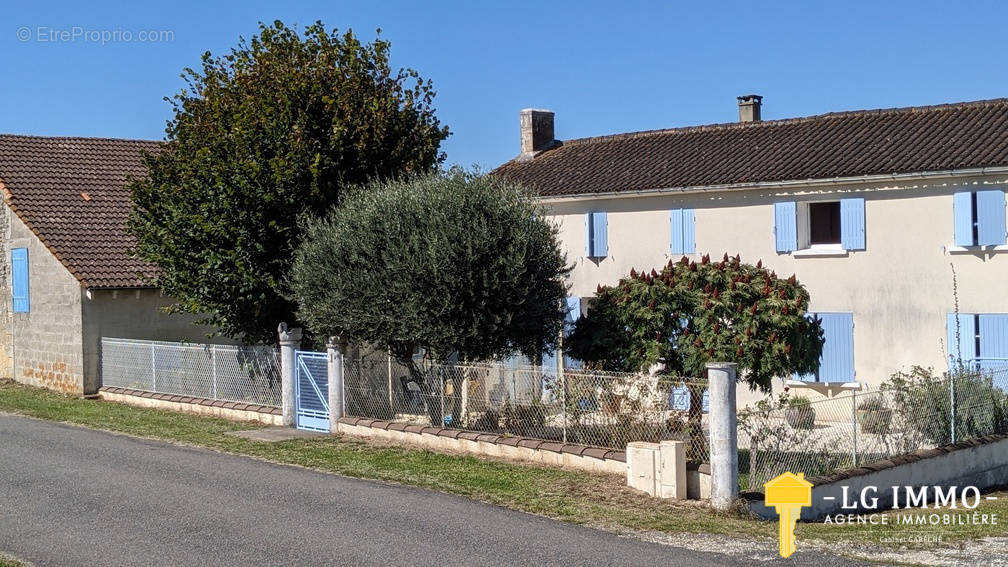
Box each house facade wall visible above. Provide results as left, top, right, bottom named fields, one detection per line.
left=5, top=211, right=85, bottom=394
left=545, top=174, right=1008, bottom=399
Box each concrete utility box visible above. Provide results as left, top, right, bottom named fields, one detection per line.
left=627, top=440, right=689, bottom=499
left=626, top=442, right=659, bottom=495
left=658, top=441, right=687, bottom=500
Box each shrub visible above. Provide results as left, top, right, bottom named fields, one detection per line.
left=856, top=395, right=892, bottom=435
left=882, top=366, right=1008, bottom=445
left=738, top=393, right=841, bottom=485
left=785, top=395, right=816, bottom=430
left=501, top=402, right=547, bottom=437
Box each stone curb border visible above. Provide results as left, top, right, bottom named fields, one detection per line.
left=336, top=416, right=626, bottom=462
left=98, top=386, right=283, bottom=425
left=99, top=386, right=282, bottom=415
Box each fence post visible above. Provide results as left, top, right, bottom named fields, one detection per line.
left=387, top=349, right=393, bottom=413
left=211, top=345, right=218, bottom=400
left=707, top=362, right=738, bottom=510
left=438, top=366, right=445, bottom=427
left=950, top=371, right=956, bottom=444
left=278, top=322, right=302, bottom=427
left=150, top=342, right=157, bottom=393
left=558, top=332, right=567, bottom=443
left=851, top=389, right=858, bottom=468
left=327, top=336, right=345, bottom=432
left=461, top=369, right=470, bottom=427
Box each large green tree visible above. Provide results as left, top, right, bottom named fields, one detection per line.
left=128, top=21, right=450, bottom=345
left=290, top=169, right=570, bottom=376
left=567, top=254, right=824, bottom=393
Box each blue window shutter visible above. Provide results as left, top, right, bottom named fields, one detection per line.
left=592, top=212, right=608, bottom=257
left=682, top=208, right=695, bottom=254
left=563, top=296, right=583, bottom=369
left=947, top=313, right=977, bottom=364
left=541, top=349, right=558, bottom=375
left=817, top=313, right=854, bottom=383
left=564, top=296, right=581, bottom=329
left=11, top=248, right=29, bottom=313
left=978, top=314, right=1008, bottom=359
left=586, top=212, right=607, bottom=257
left=840, top=197, right=866, bottom=250
left=953, top=191, right=975, bottom=246
left=670, top=209, right=684, bottom=254
left=669, top=208, right=696, bottom=255
left=976, top=190, right=1007, bottom=246
left=774, top=202, right=797, bottom=253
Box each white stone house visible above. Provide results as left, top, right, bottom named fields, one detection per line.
left=494, top=97, right=1008, bottom=396
left=0, top=135, right=219, bottom=394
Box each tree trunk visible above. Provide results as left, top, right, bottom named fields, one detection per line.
left=404, top=357, right=442, bottom=426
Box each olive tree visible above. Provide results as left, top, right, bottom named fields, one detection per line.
left=290, top=170, right=570, bottom=420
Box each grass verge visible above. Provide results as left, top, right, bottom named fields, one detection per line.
left=0, top=379, right=1003, bottom=554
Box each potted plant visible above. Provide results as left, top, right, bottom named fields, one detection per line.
left=857, top=396, right=892, bottom=435
left=785, top=395, right=816, bottom=430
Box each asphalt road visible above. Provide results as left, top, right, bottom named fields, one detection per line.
left=0, top=414, right=864, bottom=566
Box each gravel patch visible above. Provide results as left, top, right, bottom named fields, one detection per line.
left=619, top=528, right=1008, bottom=566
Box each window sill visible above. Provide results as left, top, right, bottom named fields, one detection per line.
left=791, top=246, right=849, bottom=258
left=947, top=244, right=1008, bottom=254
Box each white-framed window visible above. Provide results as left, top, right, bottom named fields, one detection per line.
left=952, top=190, right=1006, bottom=247
left=775, top=198, right=865, bottom=255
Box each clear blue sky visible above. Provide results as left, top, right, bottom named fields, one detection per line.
left=2, top=1, right=1006, bottom=169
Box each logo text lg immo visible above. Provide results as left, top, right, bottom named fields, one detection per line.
left=839, top=486, right=983, bottom=510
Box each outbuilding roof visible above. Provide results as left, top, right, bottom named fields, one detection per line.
left=0, top=134, right=162, bottom=288
left=494, top=98, right=1008, bottom=197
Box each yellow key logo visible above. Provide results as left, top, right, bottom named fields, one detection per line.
left=764, top=472, right=813, bottom=558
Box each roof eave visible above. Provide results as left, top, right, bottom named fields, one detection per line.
left=533, top=165, right=1008, bottom=204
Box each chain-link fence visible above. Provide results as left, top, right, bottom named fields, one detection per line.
left=738, top=364, right=1008, bottom=489
left=344, top=354, right=710, bottom=456
left=101, top=337, right=282, bottom=407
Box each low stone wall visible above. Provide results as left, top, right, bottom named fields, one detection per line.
left=99, top=386, right=283, bottom=425
left=335, top=416, right=626, bottom=475
left=687, top=462, right=712, bottom=499
left=747, top=433, right=1008, bottom=521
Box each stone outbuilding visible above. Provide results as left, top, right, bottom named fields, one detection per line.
left=0, top=134, right=215, bottom=394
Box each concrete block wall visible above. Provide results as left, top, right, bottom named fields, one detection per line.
left=747, top=434, right=1008, bottom=521
left=0, top=206, right=11, bottom=379
left=7, top=213, right=85, bottom=394
left=81, top=288, right=233, bottom=394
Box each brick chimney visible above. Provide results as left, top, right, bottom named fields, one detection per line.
left=737, top=95, right=763, bottom=122
left=520, top=108, right=555, bottom=159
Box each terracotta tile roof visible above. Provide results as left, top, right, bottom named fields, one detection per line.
left=493, top=98, right=1008, bottom=197
left=0, top=134, right=162, bottom=288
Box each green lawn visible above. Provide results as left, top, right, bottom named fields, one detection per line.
left=0, top=379, right=1003, bottom=554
